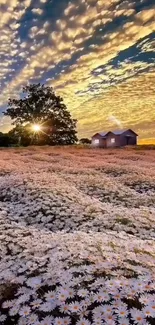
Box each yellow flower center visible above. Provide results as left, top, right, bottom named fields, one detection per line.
left=115, top=295, right=120, bottom=298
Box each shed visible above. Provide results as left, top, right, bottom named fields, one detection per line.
left=91, top=129, right=138, bottom=148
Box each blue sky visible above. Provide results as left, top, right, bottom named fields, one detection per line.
left=0, top=0, right=155, bottom=142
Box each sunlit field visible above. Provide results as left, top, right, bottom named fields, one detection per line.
left=0, top=146, right=155, bottom=325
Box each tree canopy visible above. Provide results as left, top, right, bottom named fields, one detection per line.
left=80, top=138, right=91, bottom=144
left=4, top=83, right=78, bottom=146
left=0, top=132, right=10, bottom=147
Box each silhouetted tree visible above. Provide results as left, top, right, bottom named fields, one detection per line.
left=80, top=138, right=91, bottom=144
left=8, top=125, right=31, bottom=146
left=0, top=133, right=10, bottom=147
left=4, top=83, right=78, bottom=146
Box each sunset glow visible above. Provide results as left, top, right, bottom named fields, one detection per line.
left=32, top=124, right=41, bottom=132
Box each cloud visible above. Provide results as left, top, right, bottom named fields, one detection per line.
left=32, top=8, right=43, bottom=15
left=138, top=38, right=155, bottom=53
left=108, top=115, right=123, bottom=129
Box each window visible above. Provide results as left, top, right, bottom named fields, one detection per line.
left=94, top=139, right=99, bottom=144
left=111, top=138, right=115, bottom=143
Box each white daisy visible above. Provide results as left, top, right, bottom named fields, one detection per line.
left=2, top=300, right=14, bottom=308
left=40, top=316, right=54, bottom=325
left=143, top=283, right=153, bottom=292
left=113, top=292, right=123, bottom=300
left=84, top=294, right=95, bottom=305
left=104, top=313, right=117, bottom=323
left=9, top=305, right=20, bottom=316
left=54, top=317, right=64, bottom=325
left=118, top=318, right=130, bottom=325
left=139, top=294, right=151, bottom=305
left=104, top=320, right=116, bottom=325
left=57, top=290, right=68, bottom=302
left=149, top=294, right=155, bottom=302
left=130, top=308, right=145, bottom=324
left=17, top=293, right=31, bottom=304
left=69, top=301, right=81, bottom=313
left=27, top=313, right=39, bottom=324
left=16, top=287, right=34, bottom=296
left=78, top=305, right=89, bottom=318
left=102, top=304, right=113, bottom=314
left=94, top=291, right=110, bottom=302
left=39, top=301, right=57, bottom=312
left=149, top=301, right=155, bottom=315
left=111, top=300, right=124, bottom=309
left=76, top=318, right=91, bottom=325
left=62, top=316, right=71, bottom=325
left=45, top=290, right=56, bottom=301
left=0, top=314, right=7, bottom=322
left=31, top=299, right=42, bottom=309
left=18, top=317, right=28, bottom=325
left=142, top=304, right=155, bottom=317
left=19, top=305, right=31, bottom=317
left=115, top=306, right=128, bottom=318
left=92, top=317, right=102, bottom=325
left=109, top=288, right=121, bottom=296
left=67, top=288, right=75, bottom=298
left=92, top=305, right=103, bottom=316
left=59, top=303, right=70, bottom=314
left=26, top=277, right=42, bottom=288
left=127, top=288, right=137, bottom=298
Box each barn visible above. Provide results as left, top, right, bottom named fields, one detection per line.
left=91, top=129, right=138, bottom=148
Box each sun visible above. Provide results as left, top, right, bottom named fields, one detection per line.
left=32, top=124, right=41, bottom=132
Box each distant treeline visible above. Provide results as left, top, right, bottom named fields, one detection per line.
left=0, top=131, right=91, bottom=147
left=0, top=132, right=11, bottom=147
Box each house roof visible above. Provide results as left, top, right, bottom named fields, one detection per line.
left=112, top=129, right=138, bottom=136
left=91, top=132, right=109, bottom=138
left=98, top=132, right=109, bottom=137
left=92, top=129, right=138, bottom=138
left=112, top=129, right=128, bottom=135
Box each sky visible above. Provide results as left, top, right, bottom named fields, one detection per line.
left=0, top=0, right=155, bottom=142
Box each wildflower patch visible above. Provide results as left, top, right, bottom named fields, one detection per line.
left=0, top=147, right=155, bottom=325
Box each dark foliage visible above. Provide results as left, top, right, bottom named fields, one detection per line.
left=8, top=126, right=31, bottom=146
left=4, top=83, right=78, bottom=146
left=0, top=132, right=10, bottom=147
left=80, top=138, right=91, bottom=144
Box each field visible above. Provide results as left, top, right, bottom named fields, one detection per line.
left=0, top=146, right=155, bottom=325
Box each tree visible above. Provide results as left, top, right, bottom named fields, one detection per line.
left=0, top=132, right=10, bottom=147
left=80, top=138, right=91, bottom=144
left=8, top=125, right=32, bottom=146
left=4, top=83, right=78, bottom=146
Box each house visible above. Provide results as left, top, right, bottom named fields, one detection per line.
left=91, top=129, right=138, bottom=148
